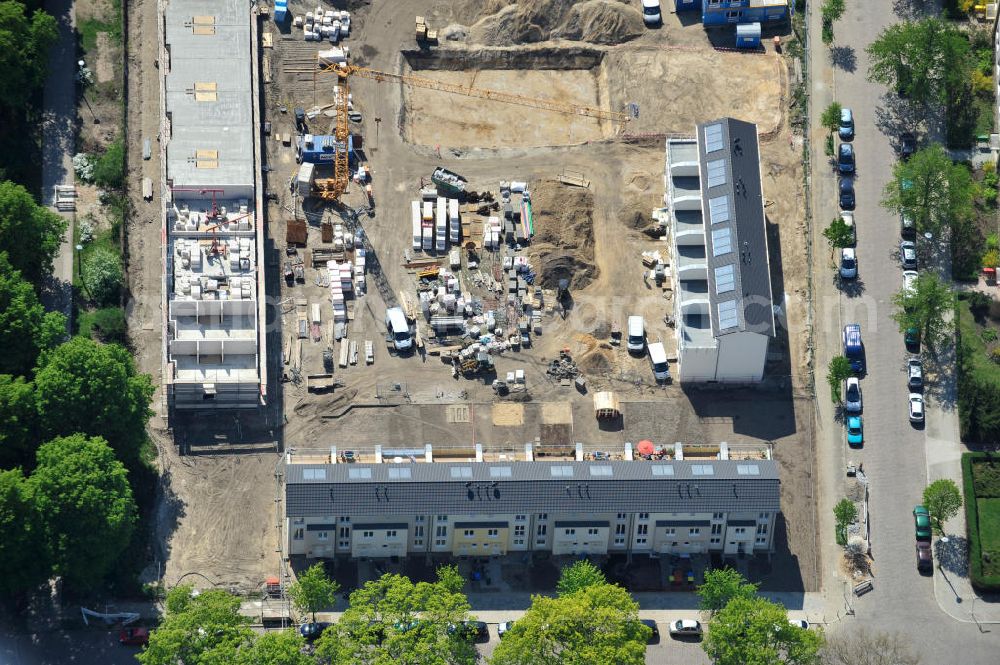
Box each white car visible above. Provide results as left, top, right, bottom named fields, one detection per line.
left=844, top=377, right=862, bottom=413
left=909, top=393, right=924, bottom=423
left=840, top=247, right=858, bottom=280
left=497, top=621, right=514, bottom=638
left=668, top=619, right=703, bottom=637
left=641, top=0, right=662, bottom=25
left=902, top=270, right=918, bottom=298
left=789, top=619, right=810, bottom=630
left=840, top=211, right=856, bottom=245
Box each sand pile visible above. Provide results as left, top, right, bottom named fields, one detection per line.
left=528, top=180, right=598, bottom=290
left=461, top=0, right=644, bottom=46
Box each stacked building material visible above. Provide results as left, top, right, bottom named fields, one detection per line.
left=411, top=201, right=421, bottom=251
left=448, top=197, right=460, bottom=244
left=435, top=196, right=447, bottom=252
left=354, top=248, right=366, bottom=293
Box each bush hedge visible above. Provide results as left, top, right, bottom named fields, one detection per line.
left=963, top=452, right=1000, bottom=591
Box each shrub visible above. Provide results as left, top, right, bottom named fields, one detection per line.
left=82, top=248, right=123, bottom=305
left=982, top=328, right=999, bottom=344
left=964, top=453, right=1000, bottom=591
left=983, top=249, right=1000, bottom=270
left=92, top=139, right=125, bottom=190
left=991, top=348, right=1000, bottom=364
left=973, top=458, right=1000, bottom=497
left=972, top=70, right=993, bottom=99
left=90, top=307, right=127, bottom=342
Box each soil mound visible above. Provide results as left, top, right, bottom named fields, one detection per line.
left=528, top=180, right=598, bottom=290
left=463, top=0, right=643, bottom=46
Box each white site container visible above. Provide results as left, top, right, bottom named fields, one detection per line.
left=510, top=181, right=527, bottom=193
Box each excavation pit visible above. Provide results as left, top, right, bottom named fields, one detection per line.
left=400, top=47, right=614, bottom=149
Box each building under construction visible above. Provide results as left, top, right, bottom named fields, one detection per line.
left=159, top=0, right=268, bottom=410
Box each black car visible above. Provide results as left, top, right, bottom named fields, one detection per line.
left=448, top=621, right=489, bottom=643
left=837, top=143, right=855, bottom=174
left=640, top=619, right=659, bottom=643
left=839, top=178, right=855, bottom=210
left=299, top=622, right=331, bottom=642
left=900, top=132, right=917, bottom=160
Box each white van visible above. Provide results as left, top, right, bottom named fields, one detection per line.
left=626, top=315, right=645, bottom=353
left=641, top=0, right=662, bottom=26
left=647, top=342, right=670, bottom=382
left=385, top=307, right=412, bottom=351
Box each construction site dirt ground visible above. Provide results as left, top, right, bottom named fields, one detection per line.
left=123, top=0, right=817, bottom=592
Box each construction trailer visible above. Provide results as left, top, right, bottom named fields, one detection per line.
left=701, top=0, right=790, bottom=26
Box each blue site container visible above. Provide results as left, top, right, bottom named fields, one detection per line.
left=674, top=0, right=699, bottom=10
left=735, top=22, right=762, bottom=48
left=298, top=134, right=355, bottom=164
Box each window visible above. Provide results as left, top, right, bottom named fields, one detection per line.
left=338, top=516, right=350, bottom=523
left=734, top=527, right=747, bottom=535
left=436, top=526, right=447, bottom=537
left=712, top=512, right=724, bottom=521
left=704, top=122, right=723, bottom=152
left=514, top=525, right=525, bottom=536
left=587, top=528, right=599, bottom=536
left=463, top=530, right=475, bottom=537
left=450, top=467, right=473, bottom=479
left=386, top=530, right=397, bottom=539
left=489, top=466, right=512, bottom=478
left=638, top=513, right=649, bottom=520
left=293, top=528, right=304, bottom=540
left=388, top=467, right=411, bottom=479
left=415, top=516, right=425, bottom=523
left=714, top=265, right=735, bottom=294
left=756, top=536, right=768, bottom=545
left=414, top=539, right=424, bottom=546
left=348, top=468, right=372, bottom=480
left=564, top=528, right=576, bottom=536
left=758, top=512, right=769, bottom=521
left=614, top=537, right=625, bottom=545
left=711, top=524, right=722, bottom=535
left=514, top=539, right=524, bottom=545
left=487, top=529, right=499, bottom=537
left=437, top=515, right=448, bottom=522
left=549, top=466, right=574, bottom=477
left=293, top=518, right=305, bottom=525
left=435, top=539, right=447, bottom=546
left=616, top=512, right=627, bottom=520
left=651, top=465, right=674, bottom=477
left=689, top=528, right=700, bottom=536
left=637, top=524, right=648, bottom=536
left=317, top=531, right=329, bottom=541
left=736, top=464, right=761, bottom=476
left=693, top=464, right=715, bottom=476
left=709, top=195, right=730, bottom=224
left=414, top=526, right=424, bottom=538
left=706, top=159, right=727, bottom=188
left=757, top=523, right=768, bottom=536
left=339, top=527, right=349, bottom=538
left=726, top=10, right=742, bottom=20
left=515, top=514, right=526, bottom=522
left=712, top=227, right=733, bottom=257
left=471, top=543, right=478, bottom=548
left=363, top=531, right=374, bottom=539
left=338, top=540, right=349, bottom=548
left=664, top=528, right=676, bottom=536
left=589, top=466, right=613, bottom=477
left=636, top=537, right=647, bottom=545
left=537, top=524, right=547, bottom=536
left=302, top=468, right=326, bottom=480
left=615, top=524, right=626, bottom=535
left=711, top=537, right=721, bottom=545
left=538, top=513, right=548, bottom=521
left=536, top=538, right=546, bottom=545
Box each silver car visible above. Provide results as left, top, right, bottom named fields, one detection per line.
left=669, top=619, right=703, bottom=637
left=900, top=240, right=917, bottom=269
left=909, top=393, right=925, bottom=423
left=844, top=377, right=862, bottom=413
left=907, top=358, right=923, bottom=390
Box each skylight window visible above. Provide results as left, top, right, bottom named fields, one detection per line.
left=706, top=159, right=727, bottom=189
left=450, top=467, right=473, bottom=479
left=692, top=464, right=715, bottom=476
left=550, top=466, right=574, bottom=477
left=737, top=464, right=760, bottom=476
left=589, top=466, right=613, bottom=477
left=717, top=300, right=739, bottom=330
left=709, top=196, right=730, bottom=224
left=489, top=467, right=512, bottom=478
left=388, top=467, right=412, bottom=479
left=348, top=468, right=372, bottom=480
left=651, top=465, right=675, bottom=477
left=302, top=468, right=326, bottom=481
left=712, top=227, right=733, bottom=257
left=704, top=123, right=724, bottom=153
left=714, top=265, right=735, bottom=294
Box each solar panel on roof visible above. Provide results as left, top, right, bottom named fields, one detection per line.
left=714, top=265, right=735, bottom=294
left=717, top=300, right=739, bottom=330
left=709, top=195, right=730, bottom=224
left=706, top=159, right=727, bottom=188
left=712, top=227, right=733, bottom=257
left=704, top=123, right=724, bottom=153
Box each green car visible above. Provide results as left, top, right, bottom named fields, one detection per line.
left=905, top=327, right=920, bottom=353
left=913, top=505, right=931, bottom=540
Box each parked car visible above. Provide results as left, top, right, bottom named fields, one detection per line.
left=840, top=211, right=857, bottom=245
left=640, top=619, right=660, bottom=643
left=909, top=392, right=925, bottom=423
left=789, top=619, right=810, bottom=630
left=840, top=247, right=858, bottom=280
left=908, top=358, right=923, bottom=390
left=838, top=108, right=854, bottom=141
left=839, top=178, right=855, bottom=209
left=901, top=212, right=916, bottom=238
left=119, top=627, right=150, bottom=647
left=916, top=540, right=933, bottom=572
left=905, top=326, right=921, bottom=353
left=299, top=622, right=332, bottom=642
left=843, top=323, right=865, bottom=374
left=900, top=132, right=917, bottom=160
left=900, top=240, right=917, bottom=269
left=668, top=619, right=703, bottom=637
left=498, top=620, right=515, bottom=638
left=641, top=0, right=662, bottom=25
left=448, top=621, right=489, bottom=643
left=846, top=415, right=863, bottom=447
left=844, top=377, right=862, bottom=413
left=902, top=270, right=918, bottom=299
left=913, top=505, right=932, bottom=540
left=837, top=143, right=855, bottom=174
left=627, top=315, right=646, bottom=354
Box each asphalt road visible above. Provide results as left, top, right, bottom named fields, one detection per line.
left=815, top=1, right=1000, bottom=661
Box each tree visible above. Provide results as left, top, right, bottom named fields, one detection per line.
left=556, top=559, right=606, bottom=596
left=81, top=247, right=123, bottom=305
left=34, top=337, right=154, bottom=466
left=826, top=356, right=852, bottom=403
left=703, top=595, right=824, bottom=665
left=892, top=272, right=955, bottom=353
left=882, top=145, right=976, bottom=238
left=28, top=434, right=135, bottom=590
left=0, top=468, right=50, bottom=597
left=833, top=498, right=858, bottom=545
left=0, top=2, right=58, bottom=110
left=821, top=628, right=920, bottom=665
left=822, top=216, right=853, bottom=251
left=314, top=566, right=475, bottom=665
left=697, top=567, right=759, bottom=615
left=288, top=562, right=340, bottom=621
left=922, top=478, right=963, bottom=535
left=0, top=181, right=67, bottom=284
left=820, top=0, right=845, bottom=44
left=0, top=374, right=37, bottom=468
left=91, top=139, right=125, bottom=190
left=866, top=19, right=971, bottom=106
left=0, top=253, right=66, bottom=375
left=234, top=629, right=312, bottom=665
left=138, top=586, right=254, bottom=665
left=490, top=583, right=650, bottom=665
left=820, top=102, right=843, bottom=133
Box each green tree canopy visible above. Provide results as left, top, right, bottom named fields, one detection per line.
left=34, top=336, right=154, bottom=465
left=288, top=562, right=340, bottom=621
left=866, top=18, right=971, bottom=106
left=820, top=102, right=842, bottom=133
left=490, top=583, right=650, bottom=665
left=882, top=145, right=976, bottom=238
left=138, top=586, right=255, bottom=665
left=234, top=629, right=312, bottom=665
left=826, top=356, right=853, bottom=403
left=923, top=478, right=963, bottom=535
left=0, top=2, right=58, bottom=110
left=697, top=567, right=760, bottom=615
left=556, top=559, right=606, bottom=597
left=0, top=468, right=50, bottom=597
left=704, top=594, right=824, bottom=665
left=314, top=566, right=474, bottom=665
left=0, top=374, right=37, bottom=468
left=0, top=181, right=67, bottom=284
left=28, top=434, right=135, bottom=589
left=822, top=216, right=854, bottom=251
left=0, top=253, right=66, bottom=375
left=891, top=271, right=955, bottom=352
left=81, top=247, right=123, bottom=306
